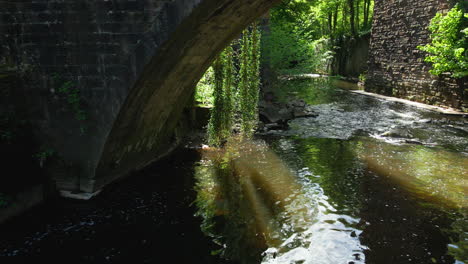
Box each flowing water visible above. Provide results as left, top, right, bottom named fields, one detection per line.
left=0, top=77, right=466, bottom=263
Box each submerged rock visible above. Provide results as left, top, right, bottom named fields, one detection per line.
left=259, top=103, right=293, bottom=124
left=258, top=98, right=318, bottom=132
left=265, top=122, right=286, bottom=130
left=404, top=139, right=423, bottom=145
left=379, top=128, right=414, bottom=139
left=293, top=109, right=318, bottom=118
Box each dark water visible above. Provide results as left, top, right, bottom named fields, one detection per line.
left=0, top=150, right=230, bottom=263
left=1, top=78, right=467, bottom=263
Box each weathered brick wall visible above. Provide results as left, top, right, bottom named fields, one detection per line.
left=0, top=0, right=202, bottom=192
left=366, top=0, right=467, bottom=111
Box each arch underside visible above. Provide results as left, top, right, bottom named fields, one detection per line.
left=91, top=0, right=280, bottom=193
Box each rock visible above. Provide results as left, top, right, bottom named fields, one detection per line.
left=380, top=131, right=397, bottom=137
left=263, top=92, right=276, bottom=103
left=289, top=99, right=306, bottom=108
left=380, top=128, right=413, bottom=138
left=293, top=109, right=318, bottom=118
left=258, top=99, right=295, bottom=124
left=257, top=121, right=265, bottom=131
left=259, top=107, right=293, bottom=124
left=60, top=190, right=101, bottom=200
left=278, top=108, right=291, bottom=116
left=258, top=97, right=317, bottom=126
left=418, top=118, right=432, bottom=123
left=265, top=122, right=285, bottom=130
left=257, top=100, right=268, bottom=109
left=404, top=139, right=423, bottom=145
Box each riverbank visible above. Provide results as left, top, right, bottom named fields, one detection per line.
left=350, top=90, right=467, bottom=116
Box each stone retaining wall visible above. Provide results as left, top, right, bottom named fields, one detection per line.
left=366, top=0, right=467, bottom=111
left=332, top=34, right=370, bottom=78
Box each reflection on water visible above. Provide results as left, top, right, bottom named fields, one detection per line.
left=194, top=77, right=467, bottom=264
left=194, top=138, right=365, bottom=264
left=1, top=77, right=465, bottom=263
left=357, top=139, right=467, bottom=210
left=274, top=77, right=339, bottom=105
left=281, top=136, right=467, bottom=264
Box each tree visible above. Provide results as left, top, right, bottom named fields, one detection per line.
left=263, top=0, right=374, bottom=74
left=347, top=0, right=356, bottom=36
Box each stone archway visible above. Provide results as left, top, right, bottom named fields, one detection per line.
left=0, top=0, right=279, bottom=196
left=91, top=0, right=280, bottom=194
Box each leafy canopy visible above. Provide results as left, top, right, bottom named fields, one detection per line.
left=263, top=0, right=374, bottom=74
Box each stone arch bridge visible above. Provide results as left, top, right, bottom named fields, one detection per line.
left=0, top=0, right=463, bottom=197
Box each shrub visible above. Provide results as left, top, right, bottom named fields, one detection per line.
left=418, top=5, right=468, bottom=78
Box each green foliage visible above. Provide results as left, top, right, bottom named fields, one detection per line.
left=195, top=67, right=215, bottom=107
left=264, top=24, right=312, bottom=73
left=201, top=23, right=262, bottom=146
left=0, top=192, right=11, bottom=208
left=417, top=5, right=468, bottom=78
left=272, top=77, right=339, bottom=105
left=264, top=0, right=374, bottom=74
left=263, top=30, right=334, bottom=74
left=207, top=46, right=235, bottom=146
left=52, top=73, right=87, bottom=134
left=359, top=72, right=367, bottom=82
left=239, top=24, right=261, bottom=137
left=224, top=46, right=235, bottom=135
left=448, top=216, right=468, bottom=263
left=275, top=0, right=375, bottom=38
left=33, top=148, right=54, bottom=168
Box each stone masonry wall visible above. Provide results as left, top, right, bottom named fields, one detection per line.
left=0, top=0, right=203, bottom=192
left=0, top=0, right=279, bottom=195
left=366, top=0, right=467, bottom=111
left=332, top=33, right=370, bottom=78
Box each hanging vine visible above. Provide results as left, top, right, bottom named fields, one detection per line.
left=207, top=54, right=225, bottom=146
left=207, top=45, right=236, bottom=146
left=239, top=27, right=251, bottom=137
left=200, top=22, right=262, bottom=146
left=223, top=45, right=235, bottom=137
left=248, top=22, right=261, bottom=137
left=239, top=22, right=261, bottom=138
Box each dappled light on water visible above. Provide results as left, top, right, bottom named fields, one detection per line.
left=194, top=77, right=467, bottom=263
left=194, top=138, right=365, bottom=264
left=357, top=139, right=468, bottom=210
left=266, top=76, right=468, bottom=263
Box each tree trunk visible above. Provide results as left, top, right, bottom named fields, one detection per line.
left=342, top=1, right=347, bottom=32
left=356, top=0, right=360, bottom=32
left=364, top=0, right=371, bottom=29
left=348, top=0, right=356, bottom=36
left=333, top=4, right=339, bottom=33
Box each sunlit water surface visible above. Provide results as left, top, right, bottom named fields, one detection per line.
left=194, top=78, right=467, bottom=264
left=0, top=77, right=466, bottom=264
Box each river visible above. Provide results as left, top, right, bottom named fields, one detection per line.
left=1, top=77, right=466, bottom=264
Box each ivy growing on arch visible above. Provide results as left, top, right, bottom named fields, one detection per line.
left=197, top=22, right=262, bottom=147
left=207, top=46, right=235, bottom=146
left=239, top=22, right=261, bottom=138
